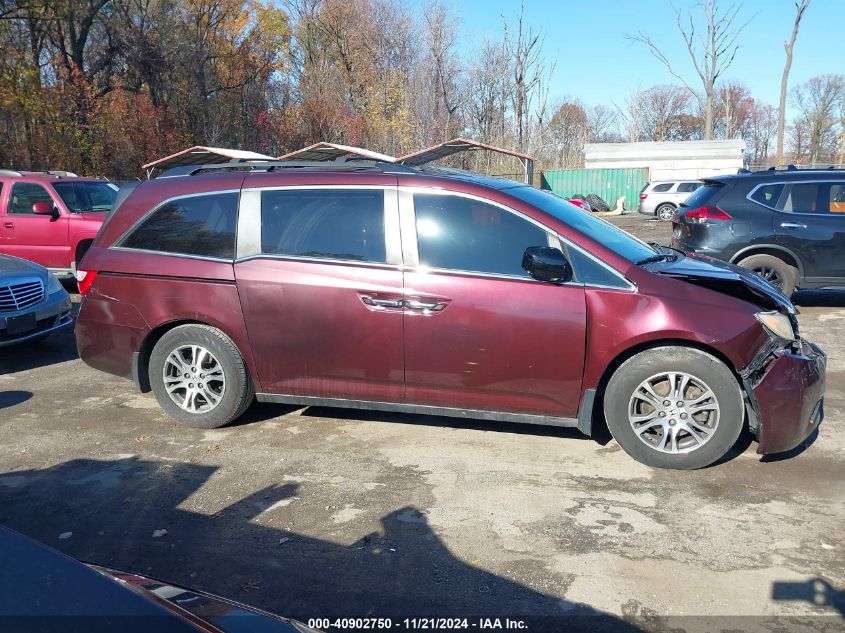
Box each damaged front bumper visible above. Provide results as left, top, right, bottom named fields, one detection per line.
left=740, top=338, right=826, bottom=455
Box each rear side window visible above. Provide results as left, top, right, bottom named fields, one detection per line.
left=680, top=182, right=722, bottom=208
left=831, top=184, right=845, bottom=213
left=260, top=189, right=386, bottom=263
left=120, top=192, right=238, bottom=259
left=749, top=183, right=784, bottom=208
left=652, top=183, right=673, bottom=193
left=780, top=182, right=845, bottom=214
left=414, top=193, right=549, bottom=277
left=677, top=182, right=700, bottom=193
left=9, top=182, right=53, bottom=215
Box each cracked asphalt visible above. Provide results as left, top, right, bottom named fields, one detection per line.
left=1, top=214, right=843, bottom=632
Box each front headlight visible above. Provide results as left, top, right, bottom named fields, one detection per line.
left=45, top=274, right=64, bottom=295
left=755, top=310, right=796, bottom=342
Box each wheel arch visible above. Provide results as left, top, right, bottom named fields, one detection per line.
left=730, top=244, right=804, bottom=279
left=132, top=319, right=252, bottom=393
left=585, top=338, right=744, bottom=435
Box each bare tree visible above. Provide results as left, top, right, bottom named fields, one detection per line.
left=586, top=104, right=618, bottom=142
left=616, top=85, right=694, bottom=142
left=502, top=2, right=546, bottom=151
left=776, top=0, right=811, bottom=165
left=630, top=0, right=751, bottom=140
left=787, top=117, right=809, bottom=162
left=792, top=74, right=845, bottom=164
left=548, top=99, right=588, bottom=168
left=746, top=101, right=777, bottom=165
left=716, top=81, right=752, bottom=139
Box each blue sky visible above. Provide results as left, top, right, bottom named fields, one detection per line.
left=438, top=0, right=845, bottom=117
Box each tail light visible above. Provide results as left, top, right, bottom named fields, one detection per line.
left=640, top=193, right=648, bottom=200
left=684, top=206, right=732, bottom=223
left=76, top=270, right=97, bottom=295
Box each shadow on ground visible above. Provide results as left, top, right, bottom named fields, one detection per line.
left=0, top=457, right=641, bottom=632
left=772, top=578, right=845, bottom=617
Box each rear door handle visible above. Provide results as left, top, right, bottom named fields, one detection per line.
left=780, top=222, right=806, bottom=229
left=405, top=299, right=448, bottom=312
left=3, top=222, right=13, bottom=229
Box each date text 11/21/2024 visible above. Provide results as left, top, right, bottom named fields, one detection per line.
left=306, top=618, right=528, bottom=630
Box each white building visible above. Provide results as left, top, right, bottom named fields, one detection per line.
left=585, top=140, right=745, bottom=181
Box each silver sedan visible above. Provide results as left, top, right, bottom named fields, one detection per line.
left=0, top=254, right=72, bottom=346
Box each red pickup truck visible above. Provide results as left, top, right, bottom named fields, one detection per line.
left=0, top=170, right=117, bottom=277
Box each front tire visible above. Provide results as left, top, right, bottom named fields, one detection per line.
left=603, top=347, right=744, bottom=469
left=655, top=203, right=676, bottom=221
left=149, top=324, right=254, bottom=429
left=737, top=254, right=797, bottom=297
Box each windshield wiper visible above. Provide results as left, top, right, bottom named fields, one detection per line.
left=636, top=253, right=678, bottom=266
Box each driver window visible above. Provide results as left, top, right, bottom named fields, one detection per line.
left=413, top=193, right=550, bottom=278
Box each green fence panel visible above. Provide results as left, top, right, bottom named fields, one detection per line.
left=540, top=168, right=649, bottom=211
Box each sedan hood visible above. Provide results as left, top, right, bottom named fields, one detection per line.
left=0, top=254, right=46, bottom=278
left=654, top=254, right=795, bottom=314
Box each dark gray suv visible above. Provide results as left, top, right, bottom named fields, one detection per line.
left=671, top=168, right=845, bottom=296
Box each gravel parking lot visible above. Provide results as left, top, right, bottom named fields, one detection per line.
left=1, top=214, right=843, bottom=632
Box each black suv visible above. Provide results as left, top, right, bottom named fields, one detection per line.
left=671, top=168, right=845, bottom=296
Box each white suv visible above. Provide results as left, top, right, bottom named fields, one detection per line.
left=638, top=180, right=702, bottom=221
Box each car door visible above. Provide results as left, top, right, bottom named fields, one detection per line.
left=234, top=183, right=405, bottom=403
left=400, top=188, right=587, bottom=418
left=1, top=182, right=70, bottom=269
left=775, top=180, right=845, bottom=281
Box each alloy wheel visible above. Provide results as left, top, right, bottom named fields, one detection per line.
left=163, top=344, right=226, bottom=413
left=752, top=266, right=784, bottom=290
left=627, top=371, right=720, bottom=454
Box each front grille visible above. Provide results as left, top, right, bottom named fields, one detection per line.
left=0, top=278, right=45, bottom=311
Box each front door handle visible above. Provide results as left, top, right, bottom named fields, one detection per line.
left=3, top=222, right=13, bottom=229
left=780, top=221, right=806, bottom=229
left=361, top=296, right=404, bottom=308
left=405, top=299, right=448, bottom=312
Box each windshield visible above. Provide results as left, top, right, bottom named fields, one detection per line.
left=52, top=181, right=118, bottom=212
left=508, top=186, right=656, bottom=263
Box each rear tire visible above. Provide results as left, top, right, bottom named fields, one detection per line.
left=603, top=347, right=744, bottom=469
left=149, top=324, right=254, bottom=429
left=655, top=203, right=676, bottom=221
left=737, top=254, right=797, bottom=297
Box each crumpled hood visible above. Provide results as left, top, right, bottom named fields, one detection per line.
left=0, top=254, right=46, bottom=280
left=654, top=253, right=795, bottom=314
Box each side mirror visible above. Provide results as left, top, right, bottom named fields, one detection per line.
left=522, top=246, right=572, bottom=283
left=32, top=202, right=59, bottom=219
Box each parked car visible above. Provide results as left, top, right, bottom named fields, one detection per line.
left=567, top=197, right=592, bottom=212
left=0, top=169, right=118, bottom=277
left=75, top=162, right=825, bottom=469
left=671, top=168, right=845, bottom=296
left=1, top=253, right=72, bottom=346
left=639, top=180, right=702, bottom=221
left=0, top=525, right=319, bottom=632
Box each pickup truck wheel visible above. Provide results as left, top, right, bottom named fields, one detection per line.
left=737, top=254, right=797, bottom=297
left=604, top=347, right=744, bottom=469
left=149, top=324, right=254, bottom=429
left=655, top=203, right=676, bottom=221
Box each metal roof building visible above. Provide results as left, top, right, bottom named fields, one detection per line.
left=141, top=146, right=275, bottom=177
left=585, top=140, right=745, bottom=181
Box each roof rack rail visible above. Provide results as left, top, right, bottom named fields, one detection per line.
left=158, top=159, right=418, bottom=178
left=0, top=169, right=23, bottom=177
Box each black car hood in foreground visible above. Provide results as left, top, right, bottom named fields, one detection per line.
left=652, top=253, right=796, bottom=314
left=0, top=525, right=314, bottom=633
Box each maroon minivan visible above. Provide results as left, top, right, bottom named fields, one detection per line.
left=75, top=162, right=826, bottom=469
